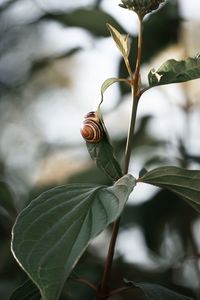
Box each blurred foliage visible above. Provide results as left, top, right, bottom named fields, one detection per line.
left=40, top=8, right=125, bottom=37
left=0, top=0, right=200, bottom=299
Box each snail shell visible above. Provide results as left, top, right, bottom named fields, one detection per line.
left=80, top=111, right=104, bottom=143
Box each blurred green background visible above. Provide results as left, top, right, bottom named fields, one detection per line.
left=0, top=0, right=200, bottom=299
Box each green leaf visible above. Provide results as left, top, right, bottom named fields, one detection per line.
left=101, top=77, right=122, bottom=99
left=139, top=166, right=200, bottom=212
left=148, top=56, right=200, bottom=87
left=11, top=175, right=136, bottom=300
left=9, top=279, right=41, bottom=300
left=100, top=77, right=129, bottom=102
left=119, top=1, right=180, bottom=95
left=125, top=280, right=194, bottom=300
left=86, top=135, right=123, bottom=181
left=183, top=200, right=200, bottom=214
left=107, top=23, right=130, bottom=58
left=42, top=8, right=125, bottom=37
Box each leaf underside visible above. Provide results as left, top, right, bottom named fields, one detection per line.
left=139, top=166, right=200, bottom=212
left=11, top=175, right=135, bottom=300
left=87, top=135, right=123, bottom=181
left=148, top=57, right=200, bottom=87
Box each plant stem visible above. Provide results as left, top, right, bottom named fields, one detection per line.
left=124, top=57, right=134, bottom=83
left=98, top=15, right=143, bottom=300
left=75, top=278, right=98, bottom=293
left=124, top=16, right=143, bottom=174
left=134, top=16, right=143, bottom=96
left=99, top=218, right=120, bottom=298
left=124, top=88, right=139, bottom=174
left=108, top=286, right=133, bottom=297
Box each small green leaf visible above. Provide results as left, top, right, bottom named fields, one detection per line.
left=86, top=135, right=123, bottom=181
left=101, top=77, right=122, bottom=99
left=124, top=280, right=194, bottom=300
left=99, top=77, right=129, bottom=108
left=148, top=56, right=200, bottom=87
left=107, top=23, right=130, bottom=58
left=9, top=279, right=41, bottom=300
left=139, top=166, right=200, bottom=212
left=11, top=175, right=136, bottom=300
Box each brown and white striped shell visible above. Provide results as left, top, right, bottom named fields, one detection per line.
left=80, top=111, right=104, bottom=143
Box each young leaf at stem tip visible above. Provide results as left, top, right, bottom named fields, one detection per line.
left=107, top=23, right=130, bottom=59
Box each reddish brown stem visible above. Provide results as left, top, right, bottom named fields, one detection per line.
left=75, top=278, right=98, bottom=293
left=109, top=286, right=133, bottom=296
left=124, top=17, right=143, bottom=174
left=98, top=218, right=121, bottom=298
left=134, top=17, right=143, bottom=97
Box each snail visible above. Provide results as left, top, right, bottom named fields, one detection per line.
left=80, top=111, right=104, bottom=143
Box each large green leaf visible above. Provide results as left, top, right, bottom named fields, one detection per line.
left=86, top=135, right=123, bottom=181
left=9, top=279, right=41, bottom=300
left=125, top=280, right=194, bottom=300
left=11, top=175, right=136, bottom=300
left=139, top=166, right=200, bottom=212
left=148, top=57, right=200, bottom=87
left=42, top=8, right=125, bottom=37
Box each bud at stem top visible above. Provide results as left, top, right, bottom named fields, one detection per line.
left=119, top=0, right=165, bottom=18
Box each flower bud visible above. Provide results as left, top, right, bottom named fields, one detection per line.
left=119, top=0, right=165, bottom=18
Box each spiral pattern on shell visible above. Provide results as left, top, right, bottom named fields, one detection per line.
left=80, top=111, right=104, bottom=143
